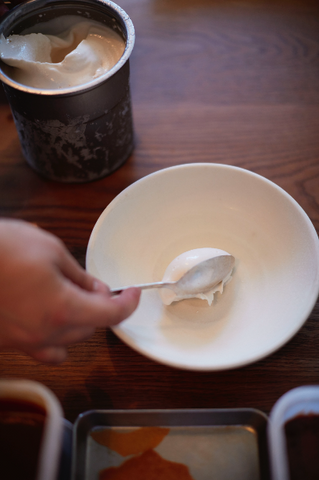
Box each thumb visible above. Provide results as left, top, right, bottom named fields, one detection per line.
left=61, top=283, right=141, bottom=327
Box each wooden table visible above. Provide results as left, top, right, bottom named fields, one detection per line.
left=0, top=0, right=319, bottom=423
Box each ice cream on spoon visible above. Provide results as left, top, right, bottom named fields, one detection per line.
left=111, top=248, right=235, bottom=306
left=159, top=248, right=235, bottom=305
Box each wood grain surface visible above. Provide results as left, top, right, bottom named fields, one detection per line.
left=0, top=0, right=319, bottom=422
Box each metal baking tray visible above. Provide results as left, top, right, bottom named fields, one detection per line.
left=71, top=408, right=269, bottom=480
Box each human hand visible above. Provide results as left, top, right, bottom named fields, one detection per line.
left=0, top=219, right=141, bottom=363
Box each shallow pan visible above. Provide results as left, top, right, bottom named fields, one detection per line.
left=72, top=408, right=269, bottom=480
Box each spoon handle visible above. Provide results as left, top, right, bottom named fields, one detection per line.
left=111, top=281, right=175, bottom=295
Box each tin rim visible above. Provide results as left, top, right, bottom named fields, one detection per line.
left=0, top=0, right=135, bottom=96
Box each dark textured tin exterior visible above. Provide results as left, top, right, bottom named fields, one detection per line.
left=0, top=0, right=135, bottom=182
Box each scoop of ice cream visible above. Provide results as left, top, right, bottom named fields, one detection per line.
left=159, top=248, right=234, bottom=306
left=0, top=17, right=125, bottom=89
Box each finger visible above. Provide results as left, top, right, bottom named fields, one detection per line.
left=92, top=278, right=110, bottom=294
left=53, top=235, right=112, bottom=294
left=28, top=346, right=68, bottom=364
left=60, top=285, right=141, bottom=327
left=107, top=288, right=142, bottom=323
left=56, top=245, right=98, bottom=292
left=48, top=325, right=96, bottom=346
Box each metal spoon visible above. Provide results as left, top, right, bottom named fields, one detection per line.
left=111, top=254, right=235, bottom=295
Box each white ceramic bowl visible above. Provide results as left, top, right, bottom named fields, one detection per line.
left=86, top=163, right=319, bottom=370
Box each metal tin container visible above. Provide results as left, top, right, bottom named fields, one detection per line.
left=268, top=386, right=319, bottom=480
left=0, top=0, right=135, bottom=182
left=72, top=408, right=270, bottom=480
left=0, top=379, right=64, bottom=480
left=0, top=378, right=74, bottom=480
